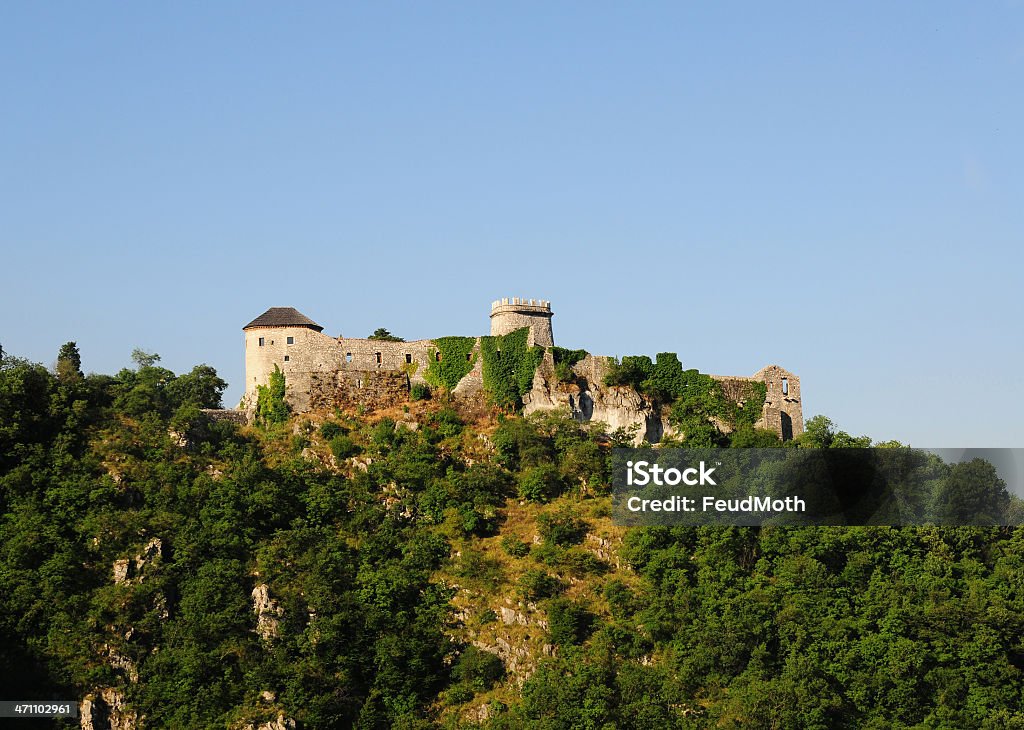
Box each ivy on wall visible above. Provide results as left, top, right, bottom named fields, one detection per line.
left=730, top=380, right=768, bottom=427
left=424, top=336, right=477, bottom=392
left=480, top=328, right=545, bottom=410
left=550, top=346, right=588, bottom=382
left=256, top=364, right=289, bottom=425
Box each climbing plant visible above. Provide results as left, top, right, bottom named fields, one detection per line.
left=732, top=380, right=767, bottom=427
left=424, top=336, right=477, bottom=392
left=550, top=346, right=588, bottom=383
left=255, top=364, right=289, bottom=425
left=480, top=328, right=545, bottom=411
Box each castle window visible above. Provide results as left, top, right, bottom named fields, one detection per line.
left=405, top=354, right=412, bottom=364
left=782, top=378, right=789, bottom=396
left=287, top=336, right=294, bottom=345
left=346, top=353, right=352, bottom=363
left=284, top=355, right=290, bottom=362
left=258, top=337, right=265, bottom=347
left=375, top=352, right=382, bottom=365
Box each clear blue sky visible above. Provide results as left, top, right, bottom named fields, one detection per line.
left=2, top=3, right=1021, bottom=446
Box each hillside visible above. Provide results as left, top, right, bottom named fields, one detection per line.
left=2, top=351, right=1024, bottom=728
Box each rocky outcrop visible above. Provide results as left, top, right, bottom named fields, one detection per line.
left=80, top=688, right=138, bottom=730
left=241, top=715, right=296, bottom=730
left=252, top=584, right=283, bottom=641
left=523, top=354, right=661, bottom=444
left=112, top=538, right=163, bottom=586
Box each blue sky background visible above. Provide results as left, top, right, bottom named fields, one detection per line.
left=2, top=2, right=1021, bottom=446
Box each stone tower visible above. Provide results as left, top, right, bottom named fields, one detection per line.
left=489, top=298, right=555, bottom=347
left=242, top=307, right=324, bottom=408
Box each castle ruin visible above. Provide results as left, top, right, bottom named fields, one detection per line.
left=242, top=300, right=803, bottom=442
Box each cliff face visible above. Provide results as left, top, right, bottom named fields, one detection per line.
left=522, top=354, right=664, bottom=445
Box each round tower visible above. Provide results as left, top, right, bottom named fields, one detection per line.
left=489, top=297, right=554, bottom=347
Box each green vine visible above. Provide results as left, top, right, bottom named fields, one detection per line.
left=550, top=346, right=588, bottom=382
left=732, top=380, right=767, bottom=427
left=425, top=336, right=477, bottom=391
left=480, top=328, right=545, bottom=410
left=255, top=364, right=289, bottom=426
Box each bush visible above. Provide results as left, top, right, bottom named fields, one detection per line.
left=603, top=579, right=638, bottom=619
left=546, top=598, right=595, bottom=646
left=409, top=383, right=431, bottom=401
left=441, top=684, right=475, bottom=705
left=319, top=421, right=343, bottom=440
left=537, top=508, right=588, bottom=546
left=518, top=465, right=563, bottom=503
left=518, top=569, right=563, bottom=601
left=500, top=535, right=531, bottom=558
left=453, top=646, right=504, bottom=690
left=329, top=434, right=359, bottom=460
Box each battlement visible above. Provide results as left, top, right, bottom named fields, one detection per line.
left=489, top=297, right=555, bottom=346
left=490, top=297, right=552, bottom=314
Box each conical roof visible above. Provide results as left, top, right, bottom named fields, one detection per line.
left=243, top=307, right=323, bottom=332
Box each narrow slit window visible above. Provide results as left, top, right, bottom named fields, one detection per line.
left=258, top=337, right=265, bottom=347
left=781, top=378, right=789, bottom=396
left=375, top=352, right=382, bottom=365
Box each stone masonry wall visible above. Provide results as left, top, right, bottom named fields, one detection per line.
left=245, top=327, right=435, bottom=413
left=242, top=304, right=803, bottom=442
left=489, top=298, right=554, bottom=347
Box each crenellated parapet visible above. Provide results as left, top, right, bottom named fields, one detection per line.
left=489, top=297, right=555, bottom=347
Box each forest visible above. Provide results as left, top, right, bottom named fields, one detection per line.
left=1, top=344, right=1023, bottom=728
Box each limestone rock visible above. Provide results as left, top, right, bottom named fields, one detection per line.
left=80, top=688, right=138, bottom=730
left=252, top=584, right=283, bottom=641
left=112, top=538, right=163, bottom=586
left=242, top=715, right=296, bottom=730
left=523, top=355, right=660, bottom=444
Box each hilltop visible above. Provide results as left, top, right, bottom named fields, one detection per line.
left=1, top=348, right=1023, bottom=728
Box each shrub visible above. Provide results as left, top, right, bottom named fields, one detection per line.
left=441, top=684, right=474, bottom=705
left=319, top=421, right=343, bottom=440
left=537, top=508, right=588, bottom=546
left=329, top=434, right=359, bottom=460
left=518, top=569, right=563, bottom=601
left=500, top=535, right=531, bottom=558
left=409, top=383, right=431, bottom=401
left=551, top=347, right=588, bottom=383
left=546, top=598, right=595, bottom=646
left=518, top=464, right=563, bottom=503
left=452, top=646, right=504, bottom=690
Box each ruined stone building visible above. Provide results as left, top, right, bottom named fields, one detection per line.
left=242, top=298, right=803, bottom=442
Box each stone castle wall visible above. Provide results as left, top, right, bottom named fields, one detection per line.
left=243, top=301, right=804, bottom=441
left=489, top=298, right=554, bottom=347
left=244, top=327, right=435, bottom=413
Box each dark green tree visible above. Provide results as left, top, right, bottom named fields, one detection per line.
left=368, top=328, right=405, bottom=342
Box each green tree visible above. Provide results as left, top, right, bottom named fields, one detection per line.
left=368, top=328, right=405, bottom=342
left=56, top=341, right=82, bottom=381
left=130, top=348, right=161, bottom=368
left=166, top=364, right=227, bottom=409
